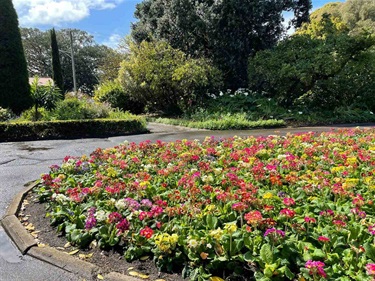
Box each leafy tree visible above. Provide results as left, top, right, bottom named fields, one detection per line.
left=50, top=28, right=64, bottom=92
left=131, top=0, right=312, bottom=88
left=30, top=77, right=61, bottom=121
left=21, top=28, right=109, bottom=93
left=248, top=16, right=375, bottom=110
left=0, top=0, right=32, bottom=114
left=118, top=40, right=222, bottom=114
left=97, top=48, right=125, bottom=82
left=303, top=0, right=375, bottom=35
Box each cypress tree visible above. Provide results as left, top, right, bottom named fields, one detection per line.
left=0, top=0, right=32, bottom=114
left=50, top=28, right=64, bottom=92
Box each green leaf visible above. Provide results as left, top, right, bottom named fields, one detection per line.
left=364, top=242, right=375, bottom=260
left=243, top=251, right=254, bottom=262
left=206, top=214, right=218, bottom=229
left=284, top=266, right=294, bottom=280
left=260, top=244, right=273, bottom=264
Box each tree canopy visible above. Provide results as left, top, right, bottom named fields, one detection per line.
left=21, top=28, right=111, bottom=93
left=0, top=0, right=32, bottom=114
left=131, top=0, right=312, bottom=89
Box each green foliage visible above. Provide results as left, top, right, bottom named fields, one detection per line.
left=51, top=97, right=110, bottom=120
left=248, top=20, right=375, bottom=109
left=118, top=40, right=222, bottom=114
left=21, top=28, right=110, bottom=93
left=0, top=118, right=148, bottom=142
left=152, top=113, right=285, bottom=130
left=0, top=107, right=15, bottom=122
left=132, top=0, right=312, bottom=88
left=0, top=0, right=32, bottom=114
left=94, top=80, right=145, bottom=114
left=50, top=28, right=64, bottom=92
left=30, top=77, right=62, bottom=121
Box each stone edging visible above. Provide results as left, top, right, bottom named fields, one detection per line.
left=0, top=181, right=139, bottom=281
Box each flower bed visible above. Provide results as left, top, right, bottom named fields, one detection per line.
left=36, top=128, right=375, bottom=280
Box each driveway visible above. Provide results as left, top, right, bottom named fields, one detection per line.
left=0, top=122, right=373, bottom=280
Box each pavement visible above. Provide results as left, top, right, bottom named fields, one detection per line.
left=1, top=122, right=374, bottom=281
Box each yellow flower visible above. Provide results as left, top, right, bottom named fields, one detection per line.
left=209, top=228, right=223, bottom=241
left=106, top=167, right=117, bottom=178
left=263, top=192, right=274, bottom=199
left=224, top=223, right=238, bottom=234
left=346, top=157, right=357, bottom=165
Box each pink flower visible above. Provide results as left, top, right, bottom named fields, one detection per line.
left=305, top=260, right=327, bottom=278
left=264, top=228, right=285, bottom=237
left=318, top=236, right=330, bottom=243
left=369, top=224, right=375, bottom=235
left=304, top=217, right=316, bottom=224
left=283, top=197, right=295, bottom=206
left=232, top=202, right=248, bottom=212
left=116, top=219, right=130, bottom=234
left=366, top=263, right=375, bottom=275
left=279, top=208, right=296, bottom=218
left=244, top=210, right=263, bottom=226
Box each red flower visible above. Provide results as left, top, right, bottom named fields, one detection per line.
left=140, top=226, right=154, bottom=239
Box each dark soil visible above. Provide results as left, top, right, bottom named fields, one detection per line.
left=19, top=190, right=185, bottom=281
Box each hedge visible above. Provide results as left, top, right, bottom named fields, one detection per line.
left=0, top=118, right=148, bottom=142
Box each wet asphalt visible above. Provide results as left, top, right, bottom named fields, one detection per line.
left=0, top=122, right=374, bottom=280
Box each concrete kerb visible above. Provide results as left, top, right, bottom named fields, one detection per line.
left=1, top=181, right=139, bottom=281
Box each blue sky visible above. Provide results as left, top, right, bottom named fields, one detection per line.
left=14, top=0, right=344, bottom=48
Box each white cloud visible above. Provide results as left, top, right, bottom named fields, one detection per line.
left=102, top=33, right=122, bottom=48
left=13, top=0, right=125, bottom=26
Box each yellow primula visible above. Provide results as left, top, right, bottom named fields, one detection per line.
left=154, top=233, right=179, bottom=254
left=263, top=192, right=274, bottom=199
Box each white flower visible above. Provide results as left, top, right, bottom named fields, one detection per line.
left=123, top=140, right=129, bottom=145
left=298, top=111, right=303, bottom=115
left=206, top=243, right=212, bottom=249
left=115, top=199, right=126, bottom=210
left=95, top=210, right=107, bottom=222
left=370, top=111, right=374, bottom=115
left=54, top=194, right=69, bottom=203
left=188, top=239, right=199, bottom=248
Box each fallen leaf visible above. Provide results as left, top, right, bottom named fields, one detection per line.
left=154, top=279, right=166, bottom=281
left=78, top=253, right=93, bottom=259
left=138, top=273, right=149, bottom=279
left=68, top=249, right=79, bottom=255
left=97, top=274, right=104, bottom=280
left=38, top=243, right=46, bottom=248
left=64, top=242, right=71, bottom=248
left=140, top=256, right=150, bottom=261
left=127, top=267, right=134, bottom=271
left=128, top=271, right=140, bottom=277
left=25, top=224, right=35, bottom=231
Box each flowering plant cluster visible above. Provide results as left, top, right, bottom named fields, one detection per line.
left=37, top=129, right=375, bottom=280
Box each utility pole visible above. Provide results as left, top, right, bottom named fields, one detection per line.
left=69, top=30, right=77, bottom=93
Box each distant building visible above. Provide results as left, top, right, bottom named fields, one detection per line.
left=29, top=77, right=54, bottom=86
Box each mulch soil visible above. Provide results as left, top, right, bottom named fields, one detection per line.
left=18, top=190, right=185, bottom=281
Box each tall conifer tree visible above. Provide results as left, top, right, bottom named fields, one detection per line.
left=0, top=0, right=32, bottom=114
left=50, top=28, right=64, bottom=92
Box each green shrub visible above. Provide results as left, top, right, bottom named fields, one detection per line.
left=94, top=80, right=145, bottom=114
left=118, top=40, right=222, bottom=114
left=18, top=107, right=51, bottom=122
left=153, top=113, right=285, bottom=130
left=0, top=118, right=148, bottom=142
left=51, top=98, right=110, bottom=120
left=0, top=107, right=15, bottom=122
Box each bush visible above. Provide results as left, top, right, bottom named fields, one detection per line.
left=51, top=97, right=110, bottom=120
left=94, top=80, right=145, bottom=114
left=118, top=40, right=222, bottom=114
left=0, top=107, right=15, bottom=122
left=0, top=118, right=148, bottom=142
left=248, top=15, right=375, bottom=111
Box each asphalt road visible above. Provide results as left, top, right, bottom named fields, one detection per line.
left=1, top=122, right=374, bottom=280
